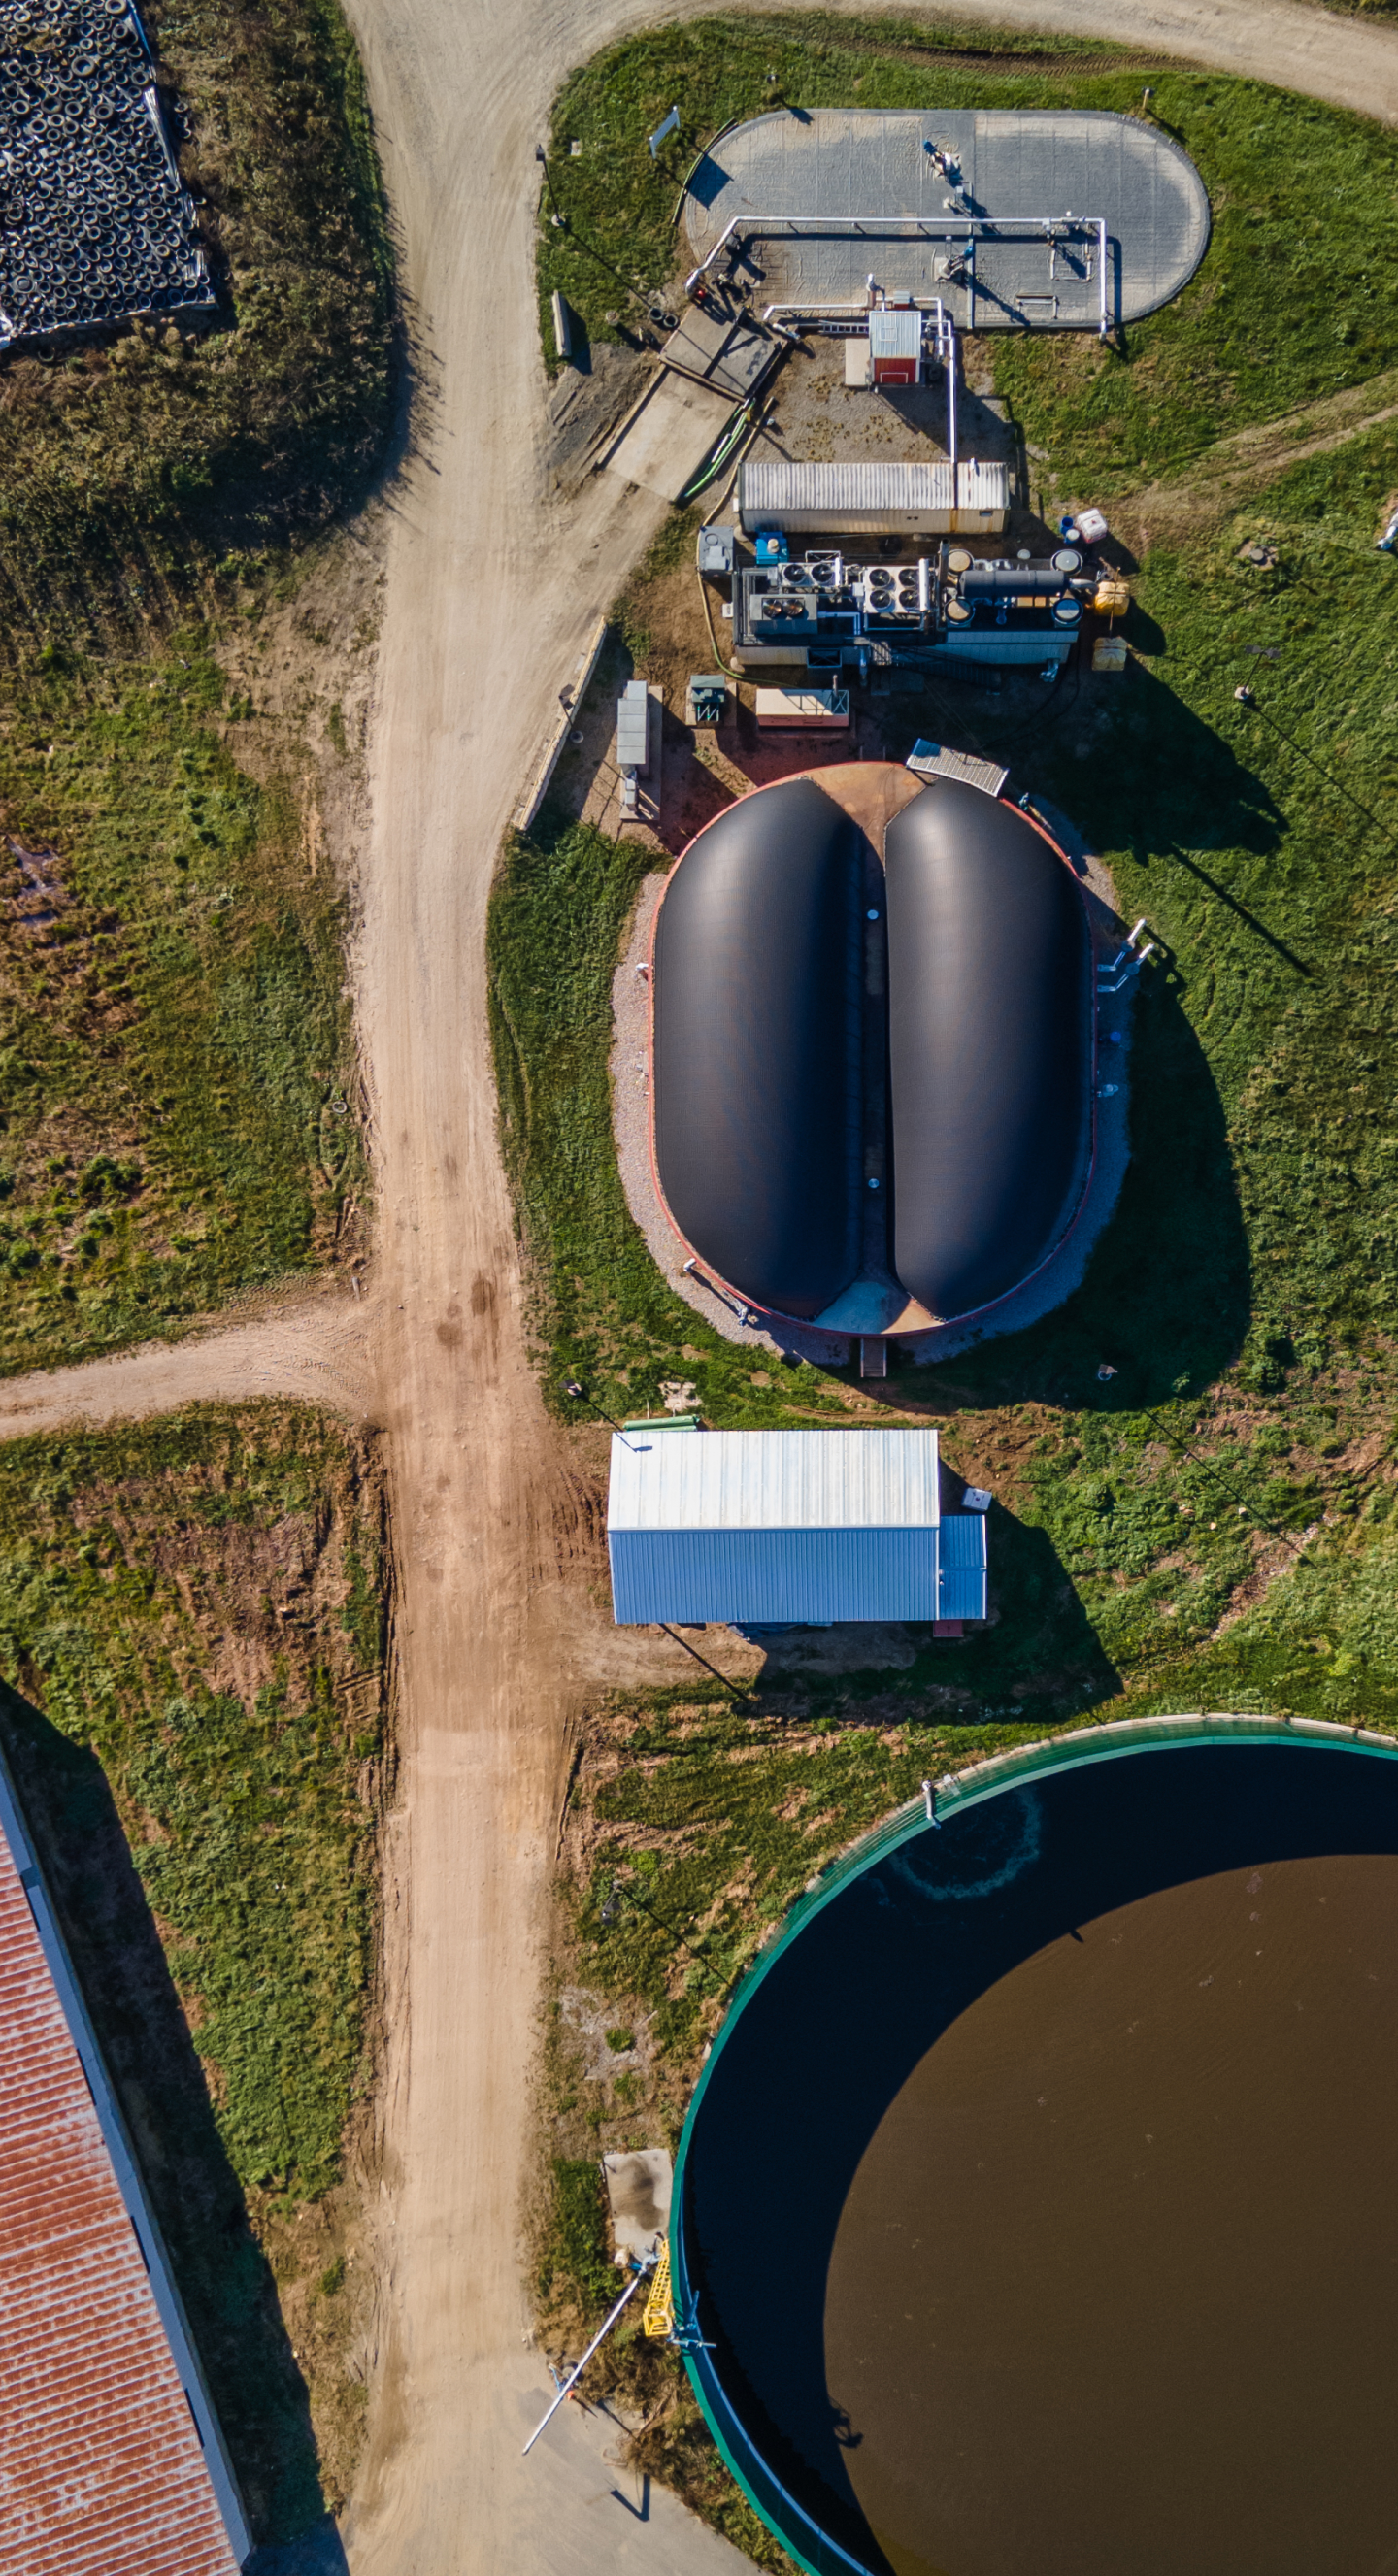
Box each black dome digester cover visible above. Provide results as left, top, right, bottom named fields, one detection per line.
left=652, top=776, right=863, bottom=1320
left=884, top=778, right=1091, bottom=1319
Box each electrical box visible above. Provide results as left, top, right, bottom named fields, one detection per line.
left=616, top=679, right=649, bottom=772
left=697, top=525, right=735, bottom=577
left=687, top=675, right=728, bottom=727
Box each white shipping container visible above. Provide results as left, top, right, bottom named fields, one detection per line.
left=739, top=458, right=1009, bottom=536
left=616, top=678, right=649, bottom=772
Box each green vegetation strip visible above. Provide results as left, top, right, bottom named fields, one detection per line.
left=0, top=1403, right=387, bottom=2539
left=0, top=637, right=361, bottom=1373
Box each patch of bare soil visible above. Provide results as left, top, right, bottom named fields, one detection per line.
left=1113, top=364, right=1398, bottom=549
left=214, top=518, right=387, bottom=930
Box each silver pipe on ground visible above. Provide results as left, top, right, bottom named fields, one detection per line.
left=521, top=2265, right=649, bottom=2456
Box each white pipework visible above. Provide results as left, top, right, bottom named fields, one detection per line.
left=687, top=211, right=1114, bottom=335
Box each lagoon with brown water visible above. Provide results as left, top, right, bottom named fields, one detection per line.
left=677, top=1740, right=1398, bottom=2576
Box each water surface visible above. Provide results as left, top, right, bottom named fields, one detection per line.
left=682, top=1745, right=1398, bottom=2576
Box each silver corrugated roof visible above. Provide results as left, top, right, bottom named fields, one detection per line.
left=743, top=460, right=949, bottom=510
left=608, top=1426, right=941, bottom=1533
left=869, top=307, right=921, bottom=358
left=738, top=458, right=1008, bottom=512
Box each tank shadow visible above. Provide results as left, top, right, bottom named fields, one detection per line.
left=895, top=960, right=1251, bottom=1415
left=0, top=1679, right=329, bottom=2552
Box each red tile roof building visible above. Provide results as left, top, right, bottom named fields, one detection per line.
left=0, top=1754, right=250, bottom=2575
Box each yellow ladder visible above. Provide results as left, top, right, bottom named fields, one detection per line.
left=643, top=2240, right=674, bottom=2339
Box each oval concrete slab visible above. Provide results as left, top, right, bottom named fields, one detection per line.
left=684, top=108, right=1210, bottom=329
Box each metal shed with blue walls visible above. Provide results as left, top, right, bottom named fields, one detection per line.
left=606, top=1426, right=986, bottom=1628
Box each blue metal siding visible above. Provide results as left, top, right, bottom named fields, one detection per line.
left=937, top=1512, right=987, bottom=1620
left=939, top=1512, right=987, bottom=1567
left=609, top=1527, right=940, bottom=1626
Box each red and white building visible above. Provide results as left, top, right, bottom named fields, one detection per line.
left=0, top=1748, right=250, bottom=2575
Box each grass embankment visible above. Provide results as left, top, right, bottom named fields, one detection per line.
left=1, top=0, right=392, bottom=630
left=0, top=638, right=362, bottom=1372
left=0, top=0, right=388, bottom=1364
left=0, top=1403, right=389, bottom=2539
left=537, top=14, right=1398, bottom=473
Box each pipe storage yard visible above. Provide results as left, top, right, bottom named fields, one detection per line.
left=682, top=109, right=1210, bottom=334
left=673, top=1722, right=1398, bottom=2576
left=0, top=0, right=213, bottom=347
left=649, top=763, right=1093, bottom=1338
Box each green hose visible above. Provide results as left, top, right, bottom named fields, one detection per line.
left=676, top=401, right=754, bottom=505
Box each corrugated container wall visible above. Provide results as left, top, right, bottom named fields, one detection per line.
left=738, top=459, right=1008, bottom=535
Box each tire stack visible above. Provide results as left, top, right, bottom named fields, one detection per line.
left=0, top=0, right=216, bottom=347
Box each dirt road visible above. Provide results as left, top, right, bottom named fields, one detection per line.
left=3, top=0, right=1395, bottom=2569
left=0, top=1289, right=379, bottom=1437
left=321, top=0, right=699, bottom=2563
left=284, top=0, right=1398, bottom=2568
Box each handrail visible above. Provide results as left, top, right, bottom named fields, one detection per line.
left=685, top=212, right=1112, bottom=337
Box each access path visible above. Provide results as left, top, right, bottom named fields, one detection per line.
left=3, top=5, right=1397, bottom=2575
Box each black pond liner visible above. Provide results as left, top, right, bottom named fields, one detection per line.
left=672, top=1717, right=1398, bottom=2576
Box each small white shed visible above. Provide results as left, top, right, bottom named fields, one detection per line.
left=607, top=1426, right=986, bottom=1627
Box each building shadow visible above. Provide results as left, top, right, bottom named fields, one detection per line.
left=890, top=667, right=1281, bottom=1414
left=748, top=1502, right=1119, bottom=1728
left=0, top=1679, right=333, bottom=2558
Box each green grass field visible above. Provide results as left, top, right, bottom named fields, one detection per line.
left=0, top=1402, right=387, bottom=2539
left=0, top=636, right=362, bottom=1373
left=515, top=43, right=1398, bottom=2543
left=0, top=0, right=388, bottom=1370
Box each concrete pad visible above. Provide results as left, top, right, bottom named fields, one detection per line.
left=662, top=306, right=777, bottom=400
left=603, top=2151, right=672, bottom=2264
left=604, top=377, right=735, bottom=503
left=684, top=109, right=1210, bottom=330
